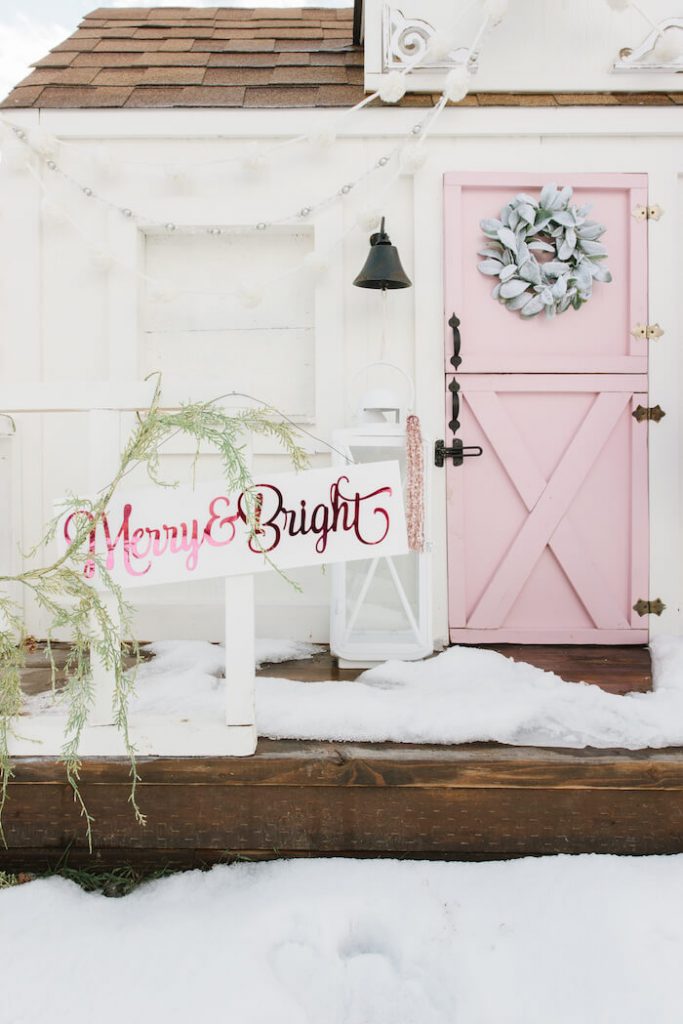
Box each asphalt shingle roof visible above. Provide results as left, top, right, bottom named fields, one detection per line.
left=2, top=7, right=683, bottom=110
left=1, top=6, right=364, bottom=109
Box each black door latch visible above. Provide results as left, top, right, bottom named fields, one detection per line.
left=434, top=438, right=484, bottom=468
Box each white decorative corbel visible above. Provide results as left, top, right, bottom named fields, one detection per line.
left=382, top=5, right=477, bottom=74
left=612, top=17, right=683, bottom=72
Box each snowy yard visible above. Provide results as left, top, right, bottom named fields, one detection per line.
left=2, top=854, right=683, bottom=1024
left=9, top=639, right=683, bottom=1022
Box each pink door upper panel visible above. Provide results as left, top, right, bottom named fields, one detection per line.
left=443, top=172, right=648, bottom=374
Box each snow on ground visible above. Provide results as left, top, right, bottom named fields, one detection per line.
left=25, top=635, right=683, bottom=749
left=2, top=854, right=683, bottom=1024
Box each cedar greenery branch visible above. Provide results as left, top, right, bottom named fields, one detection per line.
left=0, top=379, right=307, bottom=848
left=477, top=184, right=613, bottom=318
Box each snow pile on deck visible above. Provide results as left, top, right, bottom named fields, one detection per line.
left=26, top=636, right=683, bottom=749
left=255, top=635, right=683, bottom=749
left=145, top=634, right=683, bottom=749
left=133, top=637, right=323, bottom=674
left=256, top=638, right=324, bottom=668
left=3, top=855, right=683, bottom=1024
left=26, top=638, right=322, bottom=720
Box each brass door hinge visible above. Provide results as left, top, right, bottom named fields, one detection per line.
left=632, top=404, right=665, bottom=423
left=632, top=203, right=664, bottom=222
left=631, top=323, right=664, bottom=341
left=633, top=598, right=665, bottom=617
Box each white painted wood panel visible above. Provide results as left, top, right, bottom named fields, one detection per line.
left=364, top=0, right=683, bottom=93
left=139, top=328, right=314, bottom=418
left=27, top=108, right=683, bottom=140
left=142, top=228, right=315, bottom=416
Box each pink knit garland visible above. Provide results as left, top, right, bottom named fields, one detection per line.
left=405, top=413, right=424, bottom=553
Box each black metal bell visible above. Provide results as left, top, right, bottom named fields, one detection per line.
left=353, top=217, right=412, bottom=291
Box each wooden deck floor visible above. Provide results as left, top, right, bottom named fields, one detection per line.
left=2, top=642, right=672, bottom=870
left=19, top=642, right=653, bottom=696
left=262, top=645, right=653, bottom=695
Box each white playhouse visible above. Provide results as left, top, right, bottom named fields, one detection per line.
left=1, top=0, right=683, bottom=674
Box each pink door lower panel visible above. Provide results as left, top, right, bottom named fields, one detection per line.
left=446, top=375, right=648, bottom=645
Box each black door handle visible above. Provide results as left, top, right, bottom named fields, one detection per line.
left=436, top=313, right=484, bottom=469
left=448, top=377, right=460, bottom=433
left=449, top=312, right=462, bottom=369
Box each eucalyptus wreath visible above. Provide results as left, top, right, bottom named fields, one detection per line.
left=477, top=183, right=612, bottom=318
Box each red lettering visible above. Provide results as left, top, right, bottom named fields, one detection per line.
left=238, top=485, right=283, bottom=554
left=65, top=474, right=395, bottom=581
left=204, top=496, right=239, bottom=548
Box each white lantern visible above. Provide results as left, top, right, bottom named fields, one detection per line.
left=330, top=365, right=432, bottom=667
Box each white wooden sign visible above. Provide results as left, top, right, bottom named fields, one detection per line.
left=12, top=459, right=410, bottom=759
left=58, top=462, right=407, bottom=588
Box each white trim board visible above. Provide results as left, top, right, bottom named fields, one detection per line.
left=4, top=106, right=683, bottom=140
left=7, top=718, right=257, bottom=757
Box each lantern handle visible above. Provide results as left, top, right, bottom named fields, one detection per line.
left=351, top=361, right=416, bottom=412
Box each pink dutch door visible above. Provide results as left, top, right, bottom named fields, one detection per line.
left=442, top=172, right=649, bottom=645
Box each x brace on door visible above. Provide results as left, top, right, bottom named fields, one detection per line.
left=464, top=390, right=641, bottom=630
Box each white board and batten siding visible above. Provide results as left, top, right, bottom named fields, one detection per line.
left=1, top=100, right=683, bottom=646
left=142, top=228, right=316, bottom=419
left=0, top=418, right=17, bottom=623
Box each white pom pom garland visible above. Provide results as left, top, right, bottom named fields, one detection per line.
left=149, top=283, right=175, bottom=304
left=40, top=198, right=68, bottom=228
left=308, top=126, right=337, bottom=149
left=444, top=66, right=470, bottom=102
left=425, top=31, right=454, bottom=61
left=0, top=0, right=493, bottom=310
left=30, top=128, right=59, bottom=161
left=653, top=28, right=683, bottom=60
left=401, top=142, right=427, bottom=174
left=167, top=168, right=193, bottom=193
left=378, top=71, right=407, bottom=104
left=303, top=251, right=330, bottom=278
left=356, top=207, right=383, bottom=232
left=91, top=250, right=114, bottom=273
left=484, top=0, right=510, bottom=25
left=1, top=140, right=29, bottom=173
left=236, top=284, right=263, bottom=309
left=242, top=146, right=269, bottom=174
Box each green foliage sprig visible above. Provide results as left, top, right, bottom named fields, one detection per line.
left=0, top=378, right=306, bottom=848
